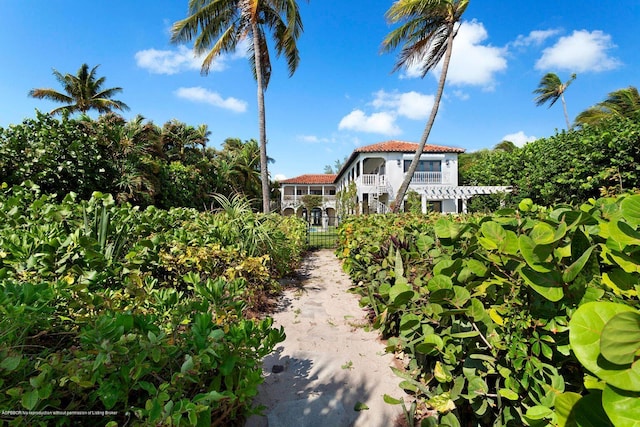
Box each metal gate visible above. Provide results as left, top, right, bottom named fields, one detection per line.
left=306, top=217, right=338, bottom=249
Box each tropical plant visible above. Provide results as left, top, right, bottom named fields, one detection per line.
left=533, top=72, right=576, bottom=130
left=336, top=194, right=640, bottom=426
left=28, top=63, right=129, bottom=116
left=0, top=183, right=305, bottom=426
left=461, top=116, right=640, bottom=208
left=171, top=0, right=308, bottom=214
left=575, top=86, right=640, bottom=126
left=382, top=0, right=469, bottom=213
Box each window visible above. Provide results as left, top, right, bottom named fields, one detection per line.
left=404, top=160, right=441, bottom=173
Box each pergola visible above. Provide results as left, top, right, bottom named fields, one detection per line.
left=420, top=185, right=512, bottom=213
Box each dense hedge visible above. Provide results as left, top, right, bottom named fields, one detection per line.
left=0, top=112, right=262, bottom=211
left=0, top=183, right=306, bottom=426
left=462, top=117, right=640, bottom=209
left=337, top=195, right=640, bottom=426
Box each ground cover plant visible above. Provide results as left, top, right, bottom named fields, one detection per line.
left=337, top=195, right=640, bottom=426
left=0, top=182, right=306, bottom=426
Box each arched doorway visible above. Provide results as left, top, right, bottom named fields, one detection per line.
left=310, top=208, right=322, bottom=226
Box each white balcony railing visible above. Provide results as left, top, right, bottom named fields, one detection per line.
left=360, top=174, right=387, bottom=187
left=282, top=195, right=337, bottom=203
left=410, top=171, right=442, bottom=184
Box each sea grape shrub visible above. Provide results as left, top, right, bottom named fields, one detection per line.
left=0, top=183, right=301, bottom=426
left=336, top=194, right=640, bottom=426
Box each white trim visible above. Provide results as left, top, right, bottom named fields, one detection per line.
left=421, top=185, right=511, bottom=199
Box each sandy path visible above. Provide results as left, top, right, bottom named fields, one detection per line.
left=245, top=249, right=405, bottom=427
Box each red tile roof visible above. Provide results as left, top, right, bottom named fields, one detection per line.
left=279, top=174, right=337, bottom=185
left=355, top=140, right=465, bottom=154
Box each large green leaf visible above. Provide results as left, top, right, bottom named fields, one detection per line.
left=530, top=222, right=558, bottom=245
left=563, top=246, right=595, bottom=283
left=477, top=222, right=519, bottom=254
left=519, top=267, right=564, bottom=302
left=601, top=269, right=638, bottom=295
left=450, top=286, right=471, bottom=308
left=572, top=391, right=613, bottom=427
left=621, top=195, right=640, bottom=227
left=554, top=392, right=581, bottom=427
left=569, top=302, right=640, bottom=391
left=600, top=311, right=640, bottom=365
left=389, top=282, right=414, bottom=306
left=519, top=235, right=554, bottom=272
left=609, top=220, right=640, bottom=246
left=602, top=385, right=640, bottom=427
left=434, top=259, right=463, bottom=277
left=479, top=221, right=505, bottom=250
left=434, top=218, right=461, bottom=240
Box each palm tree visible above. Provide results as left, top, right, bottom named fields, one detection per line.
left=575, top=86, right=640, bottom=126
left=171, top=0, right=307, bottom=214
left=29, top=63, right=129, bottom=116
left=382, top=0, right=469, bottom=213
left=533, top=72, right=576, bottom=130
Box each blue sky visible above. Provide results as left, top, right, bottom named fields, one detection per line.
left=1, top=1, right=638, bottom=181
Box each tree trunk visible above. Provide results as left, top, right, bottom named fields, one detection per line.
left=561, top=93, right=571, bottom=130
left=392, top=23, right=456, bottom=213
left=252, top=22, right=271, bottom=214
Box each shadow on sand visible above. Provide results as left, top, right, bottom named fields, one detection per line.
left=245, top=346, right=400, bottom=427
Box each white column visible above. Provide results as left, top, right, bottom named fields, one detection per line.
left=421, top=194, right=427, bottom=214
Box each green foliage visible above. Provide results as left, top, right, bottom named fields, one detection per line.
left=0, top=183, right=305, bottom=425
left=462, top=117, right=640, bottom=208
left=301, top=195, right=323, bottom=221
left=336, top=181, right=357, bottom=217
left=0, top=113, right=267, bottom=211
left=336, top=194, right=640, bottom=426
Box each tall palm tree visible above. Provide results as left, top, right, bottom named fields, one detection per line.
left=29, top=63, right=129, bottom=116
left=533, top=72, right=576, bottom=130
left=575, top=86, right=640, bottom=126
left=171, top=0, right=307, bottom=214
left=382, top=0, right=469, bottom=213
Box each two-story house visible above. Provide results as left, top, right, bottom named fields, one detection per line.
left=279, top=174, right=338, bottom=226
left=279, top=140, right=510, bottom=222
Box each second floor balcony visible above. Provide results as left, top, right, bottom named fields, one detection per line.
left=410, top=171, right=443, bottom=184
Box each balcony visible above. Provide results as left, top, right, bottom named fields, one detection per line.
left=359, top=174, right=387, bottom=187
left=410, top=171, right=443, bottom=184
left=281, top=195, right=337, bottom=209
left=283, top=195, right=336, bottom=201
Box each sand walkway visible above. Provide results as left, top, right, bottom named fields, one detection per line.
left=245, top=249, right=405, bottom=427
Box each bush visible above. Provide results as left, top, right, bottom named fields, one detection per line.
left=0, top=183, right=305, bottom=426
left=336, top=195, right=640, bottom=426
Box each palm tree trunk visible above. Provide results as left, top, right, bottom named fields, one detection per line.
left=392, top=23, right=456, bottom=213
left=561, top=94, right=571, bottom=130
left=252, top=22, right=271, bottom=214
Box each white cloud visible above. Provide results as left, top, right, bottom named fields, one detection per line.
left=175, top=87, right=247, bottom=113
left=338, top=110, right=401, bottom=136
left=513, top=29, right=561, bottom=48
left=135, top=46, right=211, bottom=75
left=297, top=134, right=332, bottom=143
left=401, top=20, right=507, bottom=90
left=135, top=40, right=249, bottom=75
left=274, top=174, right=287, bottom=182
left=372, top=90, right=434, bottom=120
left=535, top=30, right=621, bottom=73
left=452, top=90, right=470, bottom=101
left=502, top=131, right=537, bottom=147
left=439, top=20, right=508, bottom=89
